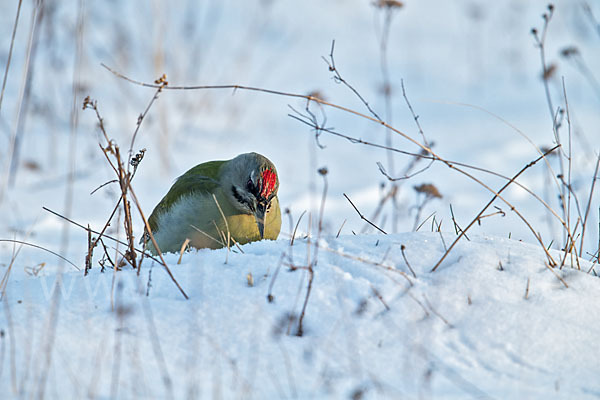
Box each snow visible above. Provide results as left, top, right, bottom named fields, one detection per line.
left=2, top=233, right=599, bottom=399
left=1, top=0, right=600, bottom=399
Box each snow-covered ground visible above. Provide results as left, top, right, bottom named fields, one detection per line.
left=1, top=0, right=599, bottom=399
left=3, top=233, right=599, bottom=399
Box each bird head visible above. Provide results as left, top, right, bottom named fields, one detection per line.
left=223, top=153, right=279, bottom=238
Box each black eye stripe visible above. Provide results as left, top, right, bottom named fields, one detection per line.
left=231, top=185, right=244, bottom=203
left=232, top=185, right=256, bottom=212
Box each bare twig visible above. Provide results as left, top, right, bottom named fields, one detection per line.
left=0, top=239, right=79, bottom=270
left=400, top=244, right=416, bottom=278
left=336, top=219, right=347, bottom=238
left=127, top=81, right=167, bottom=172
left=0, top=0, right=23, bottom=113
left=580, top=154, right=600, bottom=257
left=321, top=40, right=382, bottom=121
left=343, top=193, right=387, bottom=234
left=583, top=2, right=600, bottom=38
left=423, top=295, right=453, bottom=327
left=290, top=210, right=306, bottom=246
left=177, top=238, right=190, bottom=265
left=432, top=146, right=561, bottom=275
left=213, top=194, right=232, bottom=262
left=296, top=168, right=328, bottom=336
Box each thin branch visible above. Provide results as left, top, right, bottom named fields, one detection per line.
left=0, top=239, right=79, bottom=271
left=580, top=154, right=600, bottom=257
left=431, top=146, right=562, bottom=279
left=343, top=193, right=387, bottom=234
left=127, top=82, right=166, bottom=172
left=0, top=0, right=23, bottom=112
left=321, top=40, right=382, bottom=121
left=400, top=244, right=416, bottom=278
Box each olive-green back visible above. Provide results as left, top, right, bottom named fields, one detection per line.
left=148, top=160, right=226, bottom=233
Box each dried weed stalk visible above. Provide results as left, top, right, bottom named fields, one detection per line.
left=75, top=84, right=188, bottom=299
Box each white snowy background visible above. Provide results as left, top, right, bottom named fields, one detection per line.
left=0, top=0, right=599, bottom=399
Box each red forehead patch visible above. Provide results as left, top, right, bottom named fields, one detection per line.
left=260, top=169, right=277, bottom=198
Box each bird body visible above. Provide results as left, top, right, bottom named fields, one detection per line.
left=145, top=153, right=281, bottom=254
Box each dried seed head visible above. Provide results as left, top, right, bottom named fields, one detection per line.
left=154, top=73, right=168, bottom=85
left=82, top=95, right=95, bottom=110
left=130, top=148, right=146, bottom=167
left=307, top=90, right=326, bottom=101
left=543, top=64, right=557, bottom=80
left=318, top=167, right=328, bottom=176
left=413, top=183, right=442, bottom=199
left=374, top=0, right=404, bottom=9
left=560, top=46, right=578, bottom=58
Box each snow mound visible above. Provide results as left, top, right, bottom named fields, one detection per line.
left=1, top=233, right=598, bottom=399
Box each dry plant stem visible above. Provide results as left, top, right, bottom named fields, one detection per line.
left=0, top=0, right=39, bottom=201
left=533, top=7, right=569, bottom=241
left=36, top=276, right=61, bottom=399
left=212, top=194, right=232, bottom=262
left=60, top=0, right=85, bottom=270
left=0, top=239, right=78, bottom=270
left=580, top=154, right=600, bottom=257
left=7, top=0, right=44, bottom=187
left=127, top=184, right=189, bottom=299
left=400, top=245, right=416, bottom=278
left=370, top=285, right=391, bottom=311
left=86, top=198, right=123, bottom=271
left=191, top=224, right=225, bottom=248
left=321, top=40, right=382, bottom=121
left=90, top=179, right=118, bottom=195
left=290, top=210, right=306, bottom=246
left=583, top=2, right=600, bottom=37
left=297, top=171, right=327, bottom=336
left=140, top=297, right=175, bottom=399
left=450, top=204, right=469, bottom=239
left=343, top=193, right=387, bottom=234
left=325, top=244, right=413, bottom=286
left=423, top=295, right=452, bottom=327
left=560, top=218, right=581, bottom=270
left=2, top=294, right=17, bottom=392
left=432, top=100, right=580, bottom=251
left=85, top=224, right=93, bottom=274
left=401, top=79, right=429, bottom=146
left=363, top=184, right=396, bottom=233
left=103, top=65, right=568, bottom=262
left=377, top=5, right=398, bottom=206
left=414, top=211, right=436, bottom=232
left=114, top=146, right=137, bottom=270
left=291, top=114, right=571, bottom=238
left=533, top=6, right=557, bottom=124
left=431, top=146, right=561, bottom=274
left=267, top=253, right=285, bottom=303
left=0, top=0, right=23, bottom=112
left=562, top=78, right=573, bottom=267
left=41, top=206, right=174, bottom=275
left=336, top=219, right=347, bottom=238
left=127, top=84, right=165, bottom=172
left=177, top=238, right=190, bottom=264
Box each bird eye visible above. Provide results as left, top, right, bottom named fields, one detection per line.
left=246, top=179, right=253, bottom=190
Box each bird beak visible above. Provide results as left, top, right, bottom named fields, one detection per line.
left=255, top=203, right=266, bottom=239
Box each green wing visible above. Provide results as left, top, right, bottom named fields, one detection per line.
left=148, top=160, right=226, bottom=233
